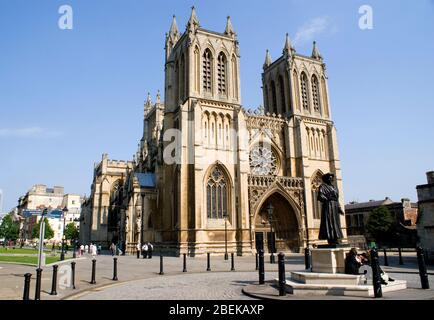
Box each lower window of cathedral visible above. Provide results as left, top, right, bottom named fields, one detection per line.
left=207, top=167, right=228, bottom=219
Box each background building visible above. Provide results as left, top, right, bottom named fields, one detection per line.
left=416, top=171, right=434, bottom=262
left=345, top=197, right=418, bottom=248
left=81, top=8, right=347, bottom=255
left=17, top=185, right=82, bottom=243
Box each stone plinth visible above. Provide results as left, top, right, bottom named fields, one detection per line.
left=274, top=272, right=407, bottom=297
left=311, top=248, right=349, bottom=274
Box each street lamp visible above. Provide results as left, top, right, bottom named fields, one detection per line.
left=72, top=217, right=80, bottom=258
left=267, top=202, right=275, bottom=264
left=223, top=211, right=228, bottom=260
left=60, top=206, right=68, bottom=261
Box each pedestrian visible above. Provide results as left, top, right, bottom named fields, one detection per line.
left=110, top=243, right=116, bottom=256
left=97, top=244, right=102, bottom=255
left=147, top=242, right=153, bottom=259
left=80, top=244, right=84, bottom=255
left=142, top=243, right=148, bottom=259
left=91, top=243, right=97, bottom=257
left=85, top=244, right=89, bottom=254
left=136, top=242, right=141, bottom=259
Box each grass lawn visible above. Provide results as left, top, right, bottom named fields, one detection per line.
left=0, top=247, right=51, bottom=254
left=0, top=255, right=64, bottom=265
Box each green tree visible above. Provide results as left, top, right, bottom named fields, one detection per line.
left=0, top=215, right=20, bottom=241
left=366, top=206, right=396, bottom=244
left=64, top=222, right=79, bottom=240
left=32, top=217, right=54, bottom=240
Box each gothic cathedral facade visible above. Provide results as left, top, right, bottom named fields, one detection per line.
left=80, top=8, right=347, bottom=255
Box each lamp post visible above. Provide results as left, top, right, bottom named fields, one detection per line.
left=224, top=212, right=228, bottom=260
left=267, top=202, right=275, bottom=264
left=60, top=206, right=68, bottom=261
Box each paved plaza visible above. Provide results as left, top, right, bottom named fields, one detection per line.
left=0, top=251, right=433, bottom=300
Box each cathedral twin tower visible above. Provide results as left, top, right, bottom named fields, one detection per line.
left=81, top=7, right=346, bottom=255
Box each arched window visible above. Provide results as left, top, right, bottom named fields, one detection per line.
left=300, top=72, right=309, bottom=111
left=179, top=54, right=185, bottom=102
left=217, top=52, right=227, bottom=94
left=206, top=167, right=228, bottom=219
left=293, top=70, right=300, bottom=111
left=279, top=75, right=286, bottom=114
left=231, top=55, right=238, bottom=99
left=271, top=80, right=277, bottom=114
left=194, top=46, right=200, bottom=92
left=311, top=75, right=321, bottom=113
left=203, top=49, right=213, bottom=93
left=311, top=172, right=323, bottom=219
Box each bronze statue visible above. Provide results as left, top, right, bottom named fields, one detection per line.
left=318, top=173, right=344, bottom=246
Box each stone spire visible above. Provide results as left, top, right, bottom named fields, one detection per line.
left=187, top=6, right=200, bottom=32
left=169, top=15, right=179, bottom=39
left=156, top=90, right=161, bottom=104
left=144, top=92, right=152, bottom=113
left=263, top=49, right=272, bottom=69
left=311, top=41, right=323, bottom=60
left=283, top=33, right=295, bottom=55
left=224, top=16, right=235, bottom=37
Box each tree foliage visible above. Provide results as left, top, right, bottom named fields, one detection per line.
left=366, top=206, right=396, bottom=244
left=0, top=215, right=20, bottom=241
left=64, top=222, right=79, bottom=240
left=32, top=217, right=55, bottom=240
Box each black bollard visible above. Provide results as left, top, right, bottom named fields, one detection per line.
left=159, top=255, right=164, bottom=275
left=258, top=249, right=265, bottom=285
left=383, top=249, right=389, bottom=266
left=278, top=252, right=286, bottom=296
left=71, top=261, right=76, bottom=289
left=416, top=247, right=430, bottom=289
left=371, top=248, right=383, bottom=298
left=112, top=257, right=118, bottom=281
left=207, top=252, right=211, bottom=271
left=35, top=268, right=42, bottom=300
left=255, top=253, right=259, bottom=270
left=398, top=247, right=404, bottom=265
left=50, top=265, right=58, bottom=295
left=231, top=253, right=235, bottom=271
left=23, top=273, right=32, bottom=300
left=183, top=253, right=187, bottom=272
left=304, top=247, right=311, bottom=270
left=90, top=259, right=96, bottom=284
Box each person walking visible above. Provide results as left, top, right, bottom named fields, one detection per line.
left=91, top=243, right=97, bottom=257
left=80, top=244, right=84, bottom=256
left=136, top=242, right=141, bottom=259
left=142, top=243, right=148, bottom=259
left=85, top=244, right=89, bottom=254
left=97, top=244, right=102, bottom=255
left=147, top=242, right=153, bottom=259
left=110, top=243, right=116, bottom=256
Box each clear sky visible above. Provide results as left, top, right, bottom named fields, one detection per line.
left=1, top=0, right=433, bottom=212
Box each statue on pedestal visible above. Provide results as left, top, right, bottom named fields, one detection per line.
left=318, top=173, right=344, bottom=246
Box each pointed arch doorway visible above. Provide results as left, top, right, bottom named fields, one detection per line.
left=254, top=192, right=300, bottom=252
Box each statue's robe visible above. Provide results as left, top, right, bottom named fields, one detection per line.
left=318, top=183, right=344, bottom=243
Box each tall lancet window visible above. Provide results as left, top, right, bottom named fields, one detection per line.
left=271, top=81, right=277, bottom=114
left=301, top=72, right=309, bottom=111
left=217, top=52, right=227, bottom=94
left=311, top=75, right=321, bottom=113
left=203, top=49, right=213, bottom=93
left=206, top=166, right=228, bottom=219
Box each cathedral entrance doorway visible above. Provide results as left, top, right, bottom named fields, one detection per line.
left=254, top=192, right=300, bottom=252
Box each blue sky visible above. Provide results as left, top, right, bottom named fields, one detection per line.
left=0, top=0, right=433, bottom=212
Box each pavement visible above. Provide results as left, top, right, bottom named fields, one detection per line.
left=0, top=251, right=433, bottom=300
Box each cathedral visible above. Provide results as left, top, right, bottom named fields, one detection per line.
left=79, top=8, right=347, bottom=256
